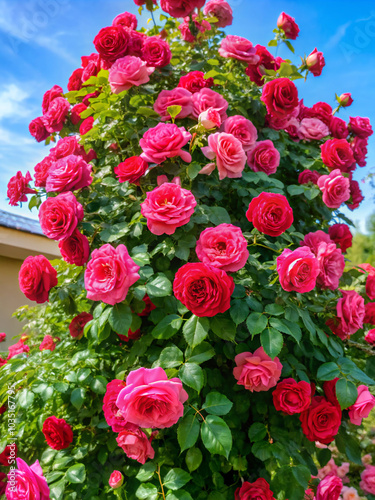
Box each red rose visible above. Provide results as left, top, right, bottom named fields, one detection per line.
left=80, top=116, right=95, bottom=135
left=42, top=416, right=73, bottom=450
left=59, top=229, right=90, bottom=267
left=261, top=78, right=298, bottom=118
left=328, top=224, right=353, bottom=253
left=7, top=339, right=29, bottom=360
left=103, top=379, right=127, bottom=432
left=42, top=85, right=63, bottom=114
left=114, top=156, right=149, bottom=185
left=69, top=312, right=93, bottom=339
left=364, top=303, right=375, bottom=325
left=70, top=103, right=87, bottom=125
left=277, top=12, right=300, bottom=40
left=347, top=178, right=364, bottom=210
left=137, top=295, right=156, bottom=316
left=160, top=0, right=205, bottom=18
left=235, top=478, right=275, bottom=500
left=246, top=192, right=293, bottom=237
left=34, top=156, right=53, bottom=187
left=273, top=378, right=312, bottom=414
left=82, top=91, right=100, bottom=106
left=39, top=335, right=59, bottom=352
left=306, top=48, right=325, bottom=77
left=330, top=116, right=349, bottom=140
left=39, top=191, right=84, bottom=241
left=7, top=171, right=36, bottom=207
left=67, top=68, right=83, bottom=91
left=141, top=36, right=172, bottom=68
left=309, top=102, right=332, bottom=125
left=93, top=25, right=130, bottom=63
left=0, top=444, right=18, bottom=466
left=173, top=262, right=234, bottom=317
left=336, top=289, right=365, bottom=336
left=117, top=328, right=141, bottom=342
left=19, top=255, right=57, bottom=303
left=351, top=136, right=368, bottom=167
left=178, top=71, right=213, bottom=93
left=349, top=116, right=373, bottom=138
left=320, top=139, right=354, bottom=173
left=298, top=169, right=320, bottom=185
left=42, top=97, right=70, bottom=133
left=29, top=116, right=50, bottom=142
left=113, top=12, right=138, bottom=30
left=323, top=378, right=340, bottom=408
left=300, top=396, right=342, bottom=444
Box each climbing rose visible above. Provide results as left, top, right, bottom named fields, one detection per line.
left=41, top=97, right=70, bottom=133
left=178, top=71, right=213, bottom=93
left=317, top=169, right=350, bottom=209
left=222, top=115, right=257, bottom=151
left=348, top=385, right=375, bottom=425
left=360, top=465, right=375, bottom=494
left=140, top=123, right=192, bottom=164
left=116, top=424, right=155, bottom=464
left=365, top=329, right=375, bottom=345
left=114, top=156, right=149, bottom=184
left=320, top=139, right=354, bottom=173
left=69, top=312, right=93, bottom=340
left=199, top=108, right=222, bottom=129
left=339, top=93, right=353, bottom=107
left=246, top=192, right=293, bottom=237
left=42, top=417, right=73, bottom=450
left=5, top=458, right=50, bottom=500
left=261, top=78, right=298, bottom=118
left=141, top=36, right=171, bottom=68
left=29, top=117, right=50, bottom=142
left=349, top=116, right=373, bottom=138
left=328, top=224, right=353, bottom=253
left=277, top=12, right=300, bottom=39
left=336, top=289, right=365, bottom=336
left=103, top=379, right=127, bottom=432
left=247, top=140, right=280, bottom=175
left=298, top=169, right=320, bottom=185
left=19, top=255, right=57, bottom=303
left=191, top=88, right=228, bottom=121
left=46, top=155, right=93, bottom=193
left=154, top=88, right=193, bottom=121
left=306, top=48, right=325, bottom=76
left=277, top=246, right=320, bottom=293
left=219, top=35, right=259, bottom=63
left=7, top=171, right=36, bottom=206
left=204, top=0, right=233, bottom=28
left=80, top=116, right=95, bottom=135
left=235, top=478, right=275, bottom=499
left=330, top=116, right=349, bottom=140
left=42, top=85, right=63, bottom=114
left=109, top=56, right=155, bottom=93
left=234, top=347, right=282, bottom=393
left=347, top=178, right=364, bottom=210
left=273, top=378, right=312, bottom=414
left=300, top=396, right=342, bottom=444
left=113, top=12, right=137, bottom=29
left=202, top=132, right=246, bottom=180
left=351, top=136, right=368, bottom=167
left=58, top=229, right=90, bottom=267
left=39, top=192, right=84, bottom=241
left=315, top=241, right=345, bottom=291
left=93, top=25, right=130, bottom=63
left=316, top=475, right=342, bottom=500
left=7, top=339, right=29, bottom=360
left=159, top=0, right=205, bottom=18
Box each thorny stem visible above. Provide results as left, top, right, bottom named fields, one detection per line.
left=189, top=404, right=206, bottom=422
left=346, top=340, right=375, bottom=356
left=157, top=465, right=166, bottom=500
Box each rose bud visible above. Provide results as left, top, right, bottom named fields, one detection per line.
left=109, top=470, right=124, bottom=489
left=306, top=48, right=325, bottom=77
left=199, top=108, right=222, bottom=129
left=338, top=93, right=353, bottom=107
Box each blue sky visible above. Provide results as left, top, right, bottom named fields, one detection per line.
left=1, top=0, right=374, bottom=231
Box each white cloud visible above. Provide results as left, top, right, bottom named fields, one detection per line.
left=0, top=84, right=31, bottom=121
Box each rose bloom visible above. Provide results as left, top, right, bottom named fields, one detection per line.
left=261, top=78, right=298, bottom=118
left=235, top=478, right=275, bottom=500
left=300, top=396, right=342, bottom=444
left=85, top=243, right=140, bottom=305
left=361, top=465, right=375, bottom=494
left=367, top=272, right=375, bottom=301
left=59, top=229, right=90, bottom=267
left=273, top=378, right=312, bottom=414
left=70, top=103, right=87, bottom=125
left=0, top=333, right=5, bottom=342
left=114, top=156, right=149, bottom=184
left=140, top=122, right=192, bottom=164
left=246, top=44, right=282, bottom=86
left=116, top=367, right=188, bottom=428
left=141, top=36, right=171, bottom=67
left=306, top=101, right=333, bottom=125
left=348, top=385, right=375, bottom=425
left=79, top=116, right=94, bottom=135
left=159, top=0, right=205, bottom=18
left=298, top=169, right=320, bottom=185
left=67, top=68, right=83, bottom=91
left=179, top=14, right=211, bottom=43
left=202, top=132, right=246, bottom=180
left=41, top=97, right=70, bottom=133
left=178, top=70, right=213, bottom=93
left=39, top=335, right=59, bottom=352
left=347, top=178, right=364, bottom=210
left=42, top=416, right=73, bottom=450
left=34, top=156, right=53, bottom=187
left=351, top=136, right=368, bottom=167
left=7, top=339, right=29, bottom=360
left=199, top=108, right=222, bottom=129
left=116, top=423, right=155, bottom=464
left=328, top=224, right=353, bottom=253
left=317, top=458, right=338, bottom=480
left=298, top=118, right=330, bottom=141
left=109, top=471, right=124, bottom=489
left=306, top=48, right=325, bottom=76
left=46, top=155, right=92, bottom=193
left=349, top=116, right=373, bottom=138
left=219, top=35, right=259, bottom=64
left=49, top=136, right=84, bottom=160
left=103, top=379, right=127, bottom=432
left=109, top=55, right=155, bottom=93
left=365, top=329, right=375, bottom=345
left=42, top=84, right=63, bottom=114
left=69, top=312, right=93, bottom=340
left=93, top=25, right=129, bottom=63
left=330, top=116, right=349, bottom=140
left=117, top=328, right=141, bottom=343
left=336, top=289, right=365, bottom=336
left=277, top=12, right=300, bottom=39
left=222, top=115, right=257, bottom=151
left=141, top=182, right=196, bottom=235
left=234, top=347, right=282, bottom=393
left=341, top=487, right=360, bottom=500
left=154, top=88, right=193, bottom=121
left=196, top=224, right=249, bottom=272
left=301, top=230, right=332, bottom=255
left=5, top=458, right=50, bottom=500
left=7, top=171, right=36, bottom=206
left=316, top=475, right=342, bottom=500
left=277, top=246, right=320, bottom=293
left=204, top=0, right=233, bottom=28
left=246, top=192, right=293, bottom=237
left=29, top=116, right=50, bottom=142
left=364, top=302, right=375, bottom=325
left=39, top=191, right=84, bottom=241
left=19, top=255, right=57, bottom=303
left=173, top=262, right=234, bottom=317
left=317, top=169, right=350, bottom=209
left=0, top=444, right=18, bottom=466
left=320, top=139, right=354, bottom=173
left=316, top=242, right=345, bottom=291
left=247, top=140, right=280, bottom=175
left=113, top=11, right=137, bottom=29
left=136, top=296, right=156, bottom=317
left=191, top=88, right=228, bottom=121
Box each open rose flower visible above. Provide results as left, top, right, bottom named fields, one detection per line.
left=69, top=312, right=93, bottom=340
left=360, top=465, right=375, bottom=494
left=320, top=139, right=354, bottom=173
left=109, top=56, right=155, bottom=93
left=116, top=423, right=155, bottom=464
left=365, top=329, right=375, bottom=345
left=103, top=379, right=127, bottom=432
left=204, top=0, right=233, bottom=28
left=160, top=0, right=205, bottom=18
left=234, top=347, right=282, bottom=392
left=173, top=262, right=234, bottom=317
left=114, top=156, right=149, bottom=184
left=277, top=246, right=320, bottom=293
left=5, top=458, right=50, bottom=500
left=39, top=192, right=84, bottom=241
left=7, top=339, right=29, bottom=360
left=235, top=478, right=275, bottom=500
left=178, top=71, right=213, bottom=93
left=59, top=229, right=90, bottom=267
left=46, top=155, right=92, bottom=192
left=364, top=302, right=375, bottom=325
left=273, top=378, right=312, bottom=414
left=67, top=68, right=83, bottom=91
left=330, top=116, right=349, bottom=140
left=191, top=88, right=228, bottom=121
left=300, top=396, right=342, bottom=444
left=298, top=169, right=320, bottom=185
left=246, top=192, right=293, bottom=237
left=351, top=136, right=368, bottom=167
left=42, top=85, right=63, bottom=114
left=140, top=123, right=192, bottom=164
left=328, top=224, right=353, bottom=253
left=347, top=178, right=364, bottom=210
left=19, top=255, right=57, bottom=303
left=348, top=385, right=375, bottom=425
left=298, top=118, right=330, bottom=141
left=277, top=12, right=300, bottom=39
left=336, top=289, right=365, bottom=337
left=261, top=78, right=298, bottom=118
left=201, top=132, right=246, bottom=180
left=317, top=169, right=350, bottom=209
left=116, top=367, right=188, bottom=428
left=301, top=230, right=332, bottom=255
left=41, top=97, right=70, bottom=133
left=315, top=241, right=345, bottom=291
left=349, top=116, right=373, bottom=138
left=196, top=224, right=249, bottom=272
left=316, top=475, right=342, bottom=500
left=141, top=36, right=171, bottom=67
left=223, top=115, right=257, bottom=151
left=42, top=416, right=73, bottom=450
left=247, top=140, right=280, bottom=175
left=93, top=25, right=130, bottom=63
left=306, top=48, right=325, bottom=76
left=7, top=171, right=36, bottom=206
left=29, top=117, right=50, bottom=142
left=113, top=11, right=137, bottom=29
left=85, top=244, right=140, bottom=305
left=219, top=35, right=259, bottom=63
left=154, top=88, right=192, bottom=121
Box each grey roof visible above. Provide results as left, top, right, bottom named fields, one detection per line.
left=0, top=209, right=44, bottom=236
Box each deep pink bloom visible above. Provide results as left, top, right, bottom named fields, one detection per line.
left=114, top=156, right=149, bottom=184
left=93, top=25, right=130, bottom=63
left=321, top=139, right=354, bottom=173
left=39, top=335, right=59, bottom=352
left=348, top=385, right=375, bottom=425
left=235, top=478, right=275, bottom=500
left=46, top=155, right=92, bottom=193
left=261, top=78, right=298, bottom=118
left=154, top=88, right=193, bottom=121
left=298, top=118, right=329, bottom=141
left=140, top=123, right=192, bottom=164
left=116, top=423, right=155, bottom=464
left=301, top=230, right=332, bottom=255
left=316, top=241, right=345, bottom=290
left=339, top=93, right=353, bottom=107
left=330, top=116, right=349, bottom=140
left=202, top=132, right=246, bottom=180
left=336, top=289, right=365, bottom=337
left=79, top=116, right=95, bottom=135
left=7, top=171, right=36, bottom=206
left=277, top=246, right=320, bottom=293
left=191, top=88, right=228, bottom=121
left=349, top=116, right=373, bottom=138
left=103, top=379, right=128, bottom=432
left=178, top=71, right=213, bottom=93
left=113, top=12, right=137, bottom=29
left=39, top=192, right=84, bottom=241
left=109, top=56, right=155, bottom=93
left=141, top=36, right=171, bottom=68
left=204, top=0, right=233, bottom=28
left=316, top=475, right=342, bottom=500
left=19, top=255, right=57, bottom=303
left=298, top=169, right=320, bottom=185
left=360, top=466, right=375, bottom=495
left=41, top=97, right=70, bottom=133
left=159, top=0, right=205, bottom=18
left=42, top=85, right=63, bottom=114
left=67, top=68, right=83, bottom=91
left=29, top=117, right=50, bottom=142
left=328, top=224, right=353, bottom=253
left=109, top=471, right=124, bottom=489
left=5, top=458, right=50, bottom=500
left=247, top=140, right=280, bottom=175
left=222, top=115, right=257, bottom=151
left=277, top=12, right=300, bottom=39
left=69, top=312, right=93, bottom=340
left=179, top=14, right=211, bottom=42
left=234, top=347, right=282, bottom=392
left=59, top=229, right=90, bottom=267
left=317, top=169, right=350, bottom=209
left=306, top=48, right=325, bottom=76
left=42, top=416, right=73, bottom=450
left=347, top=178, right=364, bottom=210
left=351, top=136, right=368, bottom=167
left=7, top=339, right=30, bottom=360
left=219, top=35, right=259, bottom=64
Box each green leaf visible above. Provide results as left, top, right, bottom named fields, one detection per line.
left=260, top=328, right=283, bottom=358
left=265, top=304, right=284, bottom=316
left=179, top=363, right=204, bottom=393
left=268, top=39, right=278, bottom=47
left=137, top=106, right=159, bottom=117
left=284, top=40, right=295, bottom=53
left=202, top=392, right=233, bottom=416
left=109, top=303, right=132, bottom=335
left=66, top=463, right=86, bottom=484
left=230, top=300, right=250, bottom=325
left=151, top=315, right=183, bottom=339
left=187, top=162, right=202, bottom=180
left=163, top=468, right=191, bottom=490
left=70, top=388, right=85, bottom=410
left=177, top=413, right=200, bottom=452
left=90, top=376, right=107, bottom=394
left=136, top=462, right=156, bottom=482
left=317, top=448, right=331, bottom=467
left=49, top=478, right=66, bottom=500
left=291, top=465, right=310, bottom=489
left=201, top=415, right=232, bottom=458
left=287, top=184, right=305, bottom=196
left=166, top=491, right=193, bottom=500
left=156, top=345, right=184, bottom=369
left=185, top=447, right=202, bottom=472
left=167, top=105, right=182, bottom=120
left=210, top=317, right=236, bottom=341
left=146, top=274, right=172, bottom=297
left=251, top=440, right=272, bottom=461
left=183, top=316, right=209, bottom=348
left=269, top=318, right=302, bottom=342
left=18, top=389, right=34, bottom=408
left=187, top=342, right=215, bottom=364
left=335, top=378, right=357, bottom=409
left=317, top=362, right=340, bottom=381
left=136, top=483, right=158, bottom=500
left=248, top=422, right=267, bottom=442
left=246, top=312, right=268, bottom=336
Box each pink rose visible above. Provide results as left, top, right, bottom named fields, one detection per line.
left=42, top=85, right=63, bottom=114
left=330, top=116, right=349, bottom=140
left=41, top=97, right=70, bottom=133
left=317, top=169, right=350, bottom=209
left=5, top=458, right=50, bottom=500
left=29, top=117, right=50, bottom=142
left=315, top=241, right=345, bottom=290
left=339, top=93, right=353, bottom=107
left=328, top=224, right=353, bottom=253
left=103, top=379, right=128, bottom=432
left=80, top=116, right=95, bottom=136
left=247, top=140, right=280, bottom=175
left=365, top=329, right=375, bottom=345
left=114, top=156, right=149, bottom=184
left=219, top=35, right=259, bottom=64
left=351, top=136, right=368, bottom=167
left=222, top=115, right=257, bottom=151
left=116, top=423, right=155, bottom=464
left=59, top=229, right=90, bottom=267
left=178, top=14, right=211, bottom=43
left=277, top=12, right=300, bottom=40
left=85, top=244, right=140, bottom=305
left=154, top=88, right=193, bottom=121
left=298, top=118, right=330, bottom=141
left=361, top=465, right=375, bottom=495
left=49, top=136, right=83, bottom=160
left=298, top=169, right=320, bottom=185
left=199, top=108, right=222, bottom=129
left=277, top=246, right=320, bottom=293
left=191, top=88, right=228, bottom=121
left=349, top=116, right=373, bottom=138
left=67, top=68, right=83, bottom=91
left=141, top=36, right=171, bottom=68
left=348, top=385, right=375, bottom=425
left=113, top=12, right=137, bottom=29
left=141, top=183, right=196, bottom=235
left=364, top=303, right=375, bottom=325
left=178, top=71, right=214, bottom=93
left=347, top=178, right=364, bottom=210
left=70, top=103, right=87, bottom=125
left=301, top=230, right=332, bottom=255
left=321, top=139, right=354, bottom=173
left=19, top=255, right=57, bottom=303
left=202, top=132, right=246, bottom=180
left=116, top=367, right=188, bottom=428
left=109, top=56, right=155, bottom=93
left=39, top=192, right=84, bottom=241
left=7, top=171, right=36, bottom=207
left=0, top=333, right=5, bottom=342
left=7, top=339, right=29, bottom=360
left=196, top=223, right=249, bottom=272
left=140, top=123, right=192, bottom=164
left=203, top=0, right=233, bottom=28
left=306, top=48, right=325, bottom=77
left=316, top=475, right=342, bottom=500
left=336, top=289, right=365, bottom=337
left=160, top=0, right=205, bottom=18
left=109, top=471, right=124, bottom=489
left=233, top=347, right=282, bottom=392
left=341, top=487, right=360, bottom=500
left=46, top=155, right=92, bottom=193
left=39, top=335, right=59, bottom=352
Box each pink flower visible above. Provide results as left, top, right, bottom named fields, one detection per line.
left=298, top=169, right=320, bottom=185
left=341, top=487, right=360, bottom=500
left=277, top=246, right=320, bottom=293
left=154, top=88, right=193, bottom=121
left=59, top=229, right=90, bottom=267
left=315, top=242, right=345, bottom=291
left=222, top=115, right=257, bottom=151
left=365, top=329, right=375, bottom=345
left=7, top=339, right=30, bottom=360
left=179, top=14, right=211, bottom=42
left=7, top=171, right=36, bottom=206
left=247, top=140, right=280, bottom=175
left=277, top=12, right=300, bottom=40
left=336, top=289, right=365, bottom=337
left=199, top=108, right=222, bottom=129
left=196, top=223, right=249, bottom=272
left=306, top=48, right=325, bottom=77
left=113, top=12, right=137, bottom=29
left=46, top=155, right=92, bottom=193
left=347, top=178, right=364, bottom=210
left=202, top=132, right=246, bottom=180
left=39, top=192, right=84, bottom=241
left=318, top=458, right=338, bottom=479
left=361, top=466, right=375, bottom=495
left=0, top=333, right=5, bottom=342
left=70, top=103, right=87, bottom=125
left=141, top=36, right=171, bottom=68
left=316, top=475, right=342, bottom=500
left=367, top=271, right=375, bottom=300
left=109, top=471, right=124, bottom=489
left=85, top=244, right=140, bottom=305
left=349, top=116, right=373, bottom=138
left=160, top=0, right=205, bottom=18
left=116, top=423, right=155, bottom=464
left=41, top=97, right=70, bottom=133
left=42, top=85, right=63, bottom=114
left=39, top=335, right=59, bottom=352
left=328, top=224, right=353, bottom=253
left=29, top=117, right=49, bottom=142
left=116, top=367, right=188, bottom=429
left=219, top=35, right=259, bottom=64
left=191, top=88, right=228, bottom=121
left=5, top=458, right=50, bottom=500
left=109, top=56, right=155, bottom=93
left=203, top=0, right=233, bottom=28
left=19, top=255, right=57, bottom=303
left=317, top=169, right=350, bottom=209
left=339, top=93, right=353, bottom=107
left=301, top=230, right=333, bottom=255
left=233, top=347, right=282, bottom=392
left=79, top=116, right=94, bottom=135
left=321, top=139, right=354, bottom=173
left=140, top=123, right=192, bottom=164
left=351, top=136, right=368, bottom=167
left=103, top=379, right=128, bottom=432
left=141, top=183, right=196, bottom=235
left=330, top=117, right=349, bottom=140
left=348, top=385, right=375, bottom=425
left=178, top=71, right=214, bottom=93
left=298, top=118, right=330, bottom=141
